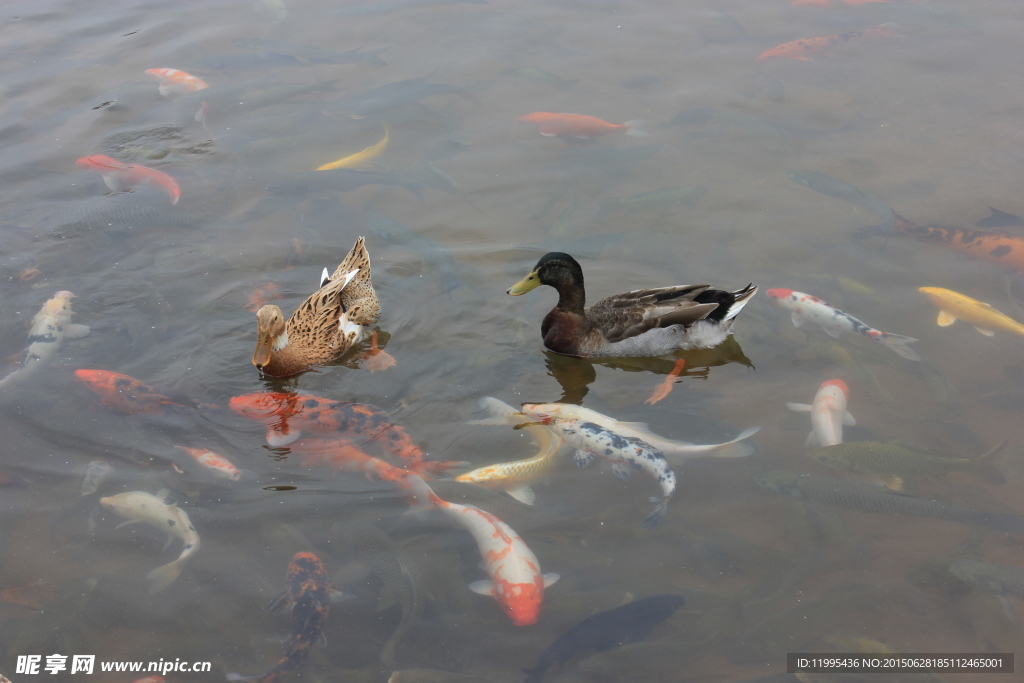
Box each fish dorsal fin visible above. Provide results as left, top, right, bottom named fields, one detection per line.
left=975, top=327, right=996, bottom=337
left=936, top=310, right=956, bottom=326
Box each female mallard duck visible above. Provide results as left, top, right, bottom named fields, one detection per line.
left=252, top=236, right=394, bottom=377
left=507, top=252, right=757, bottom=358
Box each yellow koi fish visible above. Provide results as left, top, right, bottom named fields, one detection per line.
left=919, top=287, right=1024, bottom=338
left=317, top=125, right=389, bottom=170
left=455, top=397, right=563, bottom=505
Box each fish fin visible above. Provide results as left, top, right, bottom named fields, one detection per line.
left=711, top=426, right=761, bottom=458
left=543, top=572, right=560, bottom=588
left=505, top=486, right=535, bottom=506
left=936, top=310, right=956, bottom=326
left=617, top=421, right=695, bottom=446
left=468, top=579, right=495, bottom=596
left=883, top=475, right=904, bottom=492
left=329, top=589, right=356, bottom=604
left=879, top=333, right=922, bottom=361
left=320, top=267, right=330, bottom=288
left=266, top=428, right=300, bottom=447
left=842, top=411, right=856, bottom=426
left=377, top=584, right=399, bottom=612
left=790, top=312, right=805, bottom=328
left=786, top=402, right=813, bottom=412
left=999, top=596, right=1019, bottom=626
left=540, top=132, right=557, bottom=137
left=623, top=119, right=650, bottom=137
left=805, top=431, right=818, bottom=448
left=974, top=440, right=1008, bottom=485
left=977, top=205, right=1024, bottom=228
left=266, top=590, right=291, bottom=613
left=610, top=462, right=632, bottom=482
left=975, top=327, right=996, bottom=337
left=643, top=496, right=670, bottom=528
left=65, top=324, right=90, bottom=339
left=114, top=520, right=144, bottom=530
left=145, top=559, right=184, bottom=594
left=574, top=449, right=595, bottom=467
left=824, top=327, right=842, bottom=339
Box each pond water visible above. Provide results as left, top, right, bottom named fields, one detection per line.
left=0, top=0, right=1022, bottom=681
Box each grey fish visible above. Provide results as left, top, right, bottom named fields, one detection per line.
left=265, top=169, right=424, bottom=199
left=867, top=3, right=981, bottom=33
left=233, top=38, right=388, bottom=66
left=502, top=66, right=579, bottom=91
left=755, top=471, right=1024, bottom=532
left=334, top=521, right=423, bottom=667
left=597, top=185, right=707, bottom=220
left=8, top=197, right=207, bottom=231
left=366, top=210, right=460, bottom=294
left=188, top=52, right=305, bottom=72
left=949, top=559, right=1024, bottom=599
left=522, top=594, right=685, bottom=683
left=977, top=205, right=1024, bottom=229
left=330, top=0, right=487, bottom=16
left=787, top=169, right=895, bottom=244
left=325, top=75, right=475, bottom=117
left=80, top=460, right=113, bottom=497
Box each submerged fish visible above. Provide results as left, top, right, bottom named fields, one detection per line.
left=919, top=287, right=1024, bottom=338
left=755, top=471, right=1024, bottom=531
left=893, top=213, right=1024, bottom=272
left=317, top=126, right=389, bottom=170
left=76, top=154, right=181, bottom=204
left=501, top=66, right=579, bottom=91
left=177, top=446, right=242, bottom=481
left=456, top=397, right=563, bottom=505
left=265, top=168, right=423, bottom=199
left=766, top=289, right=921, bottom=361
left=74, top=369, right=188, bottom=415
left=99, top=491, right=200, bottom=594
left=810, top=440, right=1006, bottom=488
left=757, top=26, right=895, bottom=61
left=80, top=460, right=113, bottom=497
left=949, top=559, right=1024, bottom=599
left=597, top=186, right=706, bottom=220
left=365, top=210, right=460, bottom=295
left=330, top=0, right=488, bottom=16
left=144, top=68, right=208, bottom=96
left=406, top=476, right=558, bottom=626
left=516, top=112, right=649, bottom=138
left=325, top=75, right=474, bottom=118
left=333, top=521, right=423, bottom=667
left=785, top=379, right=854, bottom=448
left=977, top=206, right=1024, bottom=229
left=9, top=196, right=207, bottom=231
left=0, top=291, right=89, bottom=390
left=787, top=169, right=895, bottom=242
left=233, top=38, right=388, bottom=65
left=522, top=594, right=685, bottom=683
left=520, top=403, right=759, bottom=461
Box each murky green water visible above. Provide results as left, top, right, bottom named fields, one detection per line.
left=1, top=0, right=1023, bottom=681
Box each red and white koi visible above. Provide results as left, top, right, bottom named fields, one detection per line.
left=520, top=403, right=759, bottom=462
left=0, top=290, right=89, bottom=390
left=177, top=446, right=241, bottom=481
left=766, top=288, right=921, bottom=361
left=406, top=475, right=558, bottom=626
left=145, top=68, right=209, bottom=96
left=786, top=379, right=855, bottom=448
left=76, top=154, right=181, bottom=204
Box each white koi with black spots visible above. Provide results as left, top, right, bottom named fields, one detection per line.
left=0, top=291, right=89, bottom=390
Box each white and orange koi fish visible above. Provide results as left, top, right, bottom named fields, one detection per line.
left=766, top=288, right=921, bottom=361
left=144, top=68, right=209, bottom=96
left=407, top=475, right=558, bottom=625
left=786, top=379, right=855, bottom=448
left=76, top=155, right=181, bottom=204
left=177, top=447, right=241, bottom=481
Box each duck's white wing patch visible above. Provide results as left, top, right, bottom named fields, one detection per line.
left=320, top=267, right=330, bottom=288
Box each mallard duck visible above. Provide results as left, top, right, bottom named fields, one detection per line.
left=507, top=252, right=757, bottom=358
left=252, top=236, right=394, bottom=377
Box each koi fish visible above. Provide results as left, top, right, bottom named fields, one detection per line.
left=317, top=125, right=389, bottom=170
left=456, top=397, right=564, bottom=505
left=99, top=491, right=200, bottom=594
left=144, top=68, right=209, bottom=96
left=132, top=678, right=165, bottom=683
left=785, top=379, right=855, bottom=448
left=546, top=418, right=675, bottom=528
left=74, top=369, right=188, bottom=415
left=520, top=403, right=759, bottom=461
left=76, top=155, right=181, bottom=204
left=0, top=291, right=89, bottom=390
left=756, top=26, right=894, bottom=61
left=918, top=287, right=1024, bottom=338
left=893, top=213, right=1024, bottom=271
left=286, top=436, right=419, bottom=487
left=766, top=289, right=921, bottom=361
left=792, top=0, right=894, bottom=6
left=516, top=112, right=649, bottom=138
left=247, top=283, right=282, bottom=312
left=406, top=475, right=558, bottom=625
left=227, top=553, right=334, bottom=683
left=0, top=582, right=48, bottom=611
left=177, top=446, right=241, bottom=481
left=80, top=459, right=113, bottom=496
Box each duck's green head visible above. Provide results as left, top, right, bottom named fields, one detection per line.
left=507, top=252, right=583, bottom=295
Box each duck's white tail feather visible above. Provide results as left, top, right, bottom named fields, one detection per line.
left=724, top=284, right=758, bottom=322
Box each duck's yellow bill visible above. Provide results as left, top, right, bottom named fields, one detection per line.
left=507, top=270, right=541, bottom=295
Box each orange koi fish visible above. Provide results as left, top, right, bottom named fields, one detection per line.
left=247, top=283, right=282, bottom=312
left=893, top=213, right=1024, bottom=272
left=756, top=26, right=894, bottom=61
left=406, top=476, right=558, bottom=625
left=145, top=68, right=209, bottom=96
left=74, top=369, right=188, bottom=415
left=229, top=392, right=462, bottom=475
left=76, top=155, right=181, bottom=204
left=177, top=447, right=241, bottom=481
left=132, top=678, right=164, bottom=683
left=287, top=436, right=421, bottom=485
left=515, top=112, right=649, bottom=138
left=0, top=582, right=49, bottom=611
left=227, top=552, right=333, bottom=683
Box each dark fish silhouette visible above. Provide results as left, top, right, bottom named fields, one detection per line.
left=522, top=594, right=685, bottom=683
left=977, top=205, right=1024, bottom=229
left=265, top=169, right=424, bottom=199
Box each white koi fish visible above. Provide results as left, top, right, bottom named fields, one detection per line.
left=99, top=491, right=200, bottom=594
left=520, top=403, right=759, bottom=462
left=547, top=418, right=675, bottom=528
left=766, top=288, right=921, bottom=361
left=176, top=446, right=241, bottom=481
left=0, top=291, right=89, bottom=390
left=785, top=379, right=855, bottom=448
left=406, top=475, right=558, bottom=625
left=80, top=460, right=113, bottom=497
